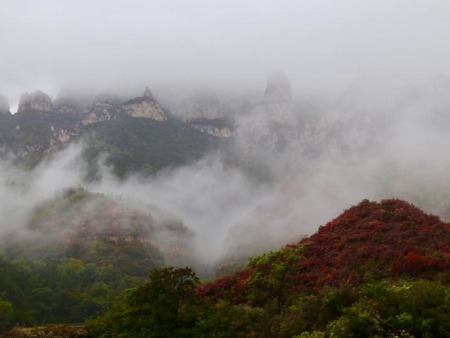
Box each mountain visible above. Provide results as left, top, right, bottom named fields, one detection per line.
left=0, top=88, right=218, bottom=175
left=201, top=199, right=450, bottom=302
left=18, top=91, right=53, bottom=112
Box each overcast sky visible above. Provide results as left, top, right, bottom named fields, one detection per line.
left=2, top=0, right=450, bottom=106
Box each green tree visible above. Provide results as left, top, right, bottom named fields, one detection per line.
left=247, top=245, right=304, bottom=313
left=0, top=300, right=14, bottom=332
left=123, top=267, right=200, bottom=337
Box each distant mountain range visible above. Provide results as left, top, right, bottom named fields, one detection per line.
left=3, top=73, right=450, bottom=179
left=0, top=87, right=220, bottom=177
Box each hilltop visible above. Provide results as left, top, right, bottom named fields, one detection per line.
left=201, top=199, right=450, bottom=303
left=4, top=186, right=196, bottom=270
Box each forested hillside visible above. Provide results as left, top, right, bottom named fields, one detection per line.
left=21, top=198, right=445, bottom=338
left=0, top=199, right=450, bottom=337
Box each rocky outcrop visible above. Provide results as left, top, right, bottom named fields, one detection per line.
left=18, top=91, right=53, bottom=112
left=82, top=88, right=170, bottom=124
left=82, top=94, right=120, bottom=125
left=188, top=118, right=233, bottom=138
left=143, top=86, right=153, bottom=99
left=121, top=87, right=170, bottom=121
left=0, top=94, right=10, bottom=114
left=236, top=71, right=298, bottom=149
left=260, top=71, right=297, bottom=126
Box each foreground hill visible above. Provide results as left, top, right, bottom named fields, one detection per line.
left=201, top=199, right=450, bottom=302
left=2, top=197, right=450, bottom=336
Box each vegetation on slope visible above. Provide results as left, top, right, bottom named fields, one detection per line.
left=86, top=199, right=450, bottom=337
left=2, top=199, right=450, bottom=336
left=0, top=110, right=219, bottom=177
left=0, top=187, right=195, bottom=333
left=82, top=117, right=219, bottom=178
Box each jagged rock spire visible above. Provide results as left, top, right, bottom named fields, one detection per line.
left=143, top=86, right=153, bottom=99
left=260, top=70, right=296, bottom=127
left=121, top=87, right=169, bottom=121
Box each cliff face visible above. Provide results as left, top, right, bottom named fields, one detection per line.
left=122, top=87, right=170, bottom=121
left=81, top=88, right=171, bottom=124
left=18, top=91, right=53, bottom=112
left=189, top=124, right=232, bottom=138
left=236, top=71, right=298, bottom=150
left=261, top=71, right=297, bottom=127
left=188, top=118, right=233, bottom=138
left=261, top=71, right=297, bottom=126
left=82, top=94, right=121, bottom=125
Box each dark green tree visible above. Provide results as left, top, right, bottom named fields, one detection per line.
left=247, top=245, right=304, bottom=313
left=122, top=267, right=200, bottom=337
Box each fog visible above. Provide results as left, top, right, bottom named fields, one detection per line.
left=2, top=80, right=450, bottom=265
left=2, top=1, right=450, bottom=268
left=2, top=1, right=450, bottom=107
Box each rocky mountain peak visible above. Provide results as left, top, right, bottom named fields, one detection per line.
left=263, top=70, right=292, bottom=103
left=18, top=91, right=53, bottom=112
left=122, top=88, right=169, bottom=121
left=259, top=71, right=297, bottom=128
left=143, top=86, right=154, bottom=99
left=82, top=93, right=120, bottom=125
left=0, top=94, right=10, bottom=114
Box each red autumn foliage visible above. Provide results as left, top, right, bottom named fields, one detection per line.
left=200, top=199, right=450, bottom=303
left=197, top=269, right=252, bottom=304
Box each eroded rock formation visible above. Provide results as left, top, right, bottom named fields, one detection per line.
left=18, top=91, right=53, bottom=112
left=122, top=87, right=170, bottom=121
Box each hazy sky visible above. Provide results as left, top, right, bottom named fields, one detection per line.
left=2, top=0, right=450, bottom=105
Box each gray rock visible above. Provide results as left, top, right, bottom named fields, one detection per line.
left=18, top=91, right=53, bottom=112
left=260, top=71, right=296, bottom=126
left=188, top=118, right=233, bottom=138
left=121, top=87, right=170, bottom=121
left=143, top=86, right=154, bottom=99
left=82, top=94, right=120, bottom=125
